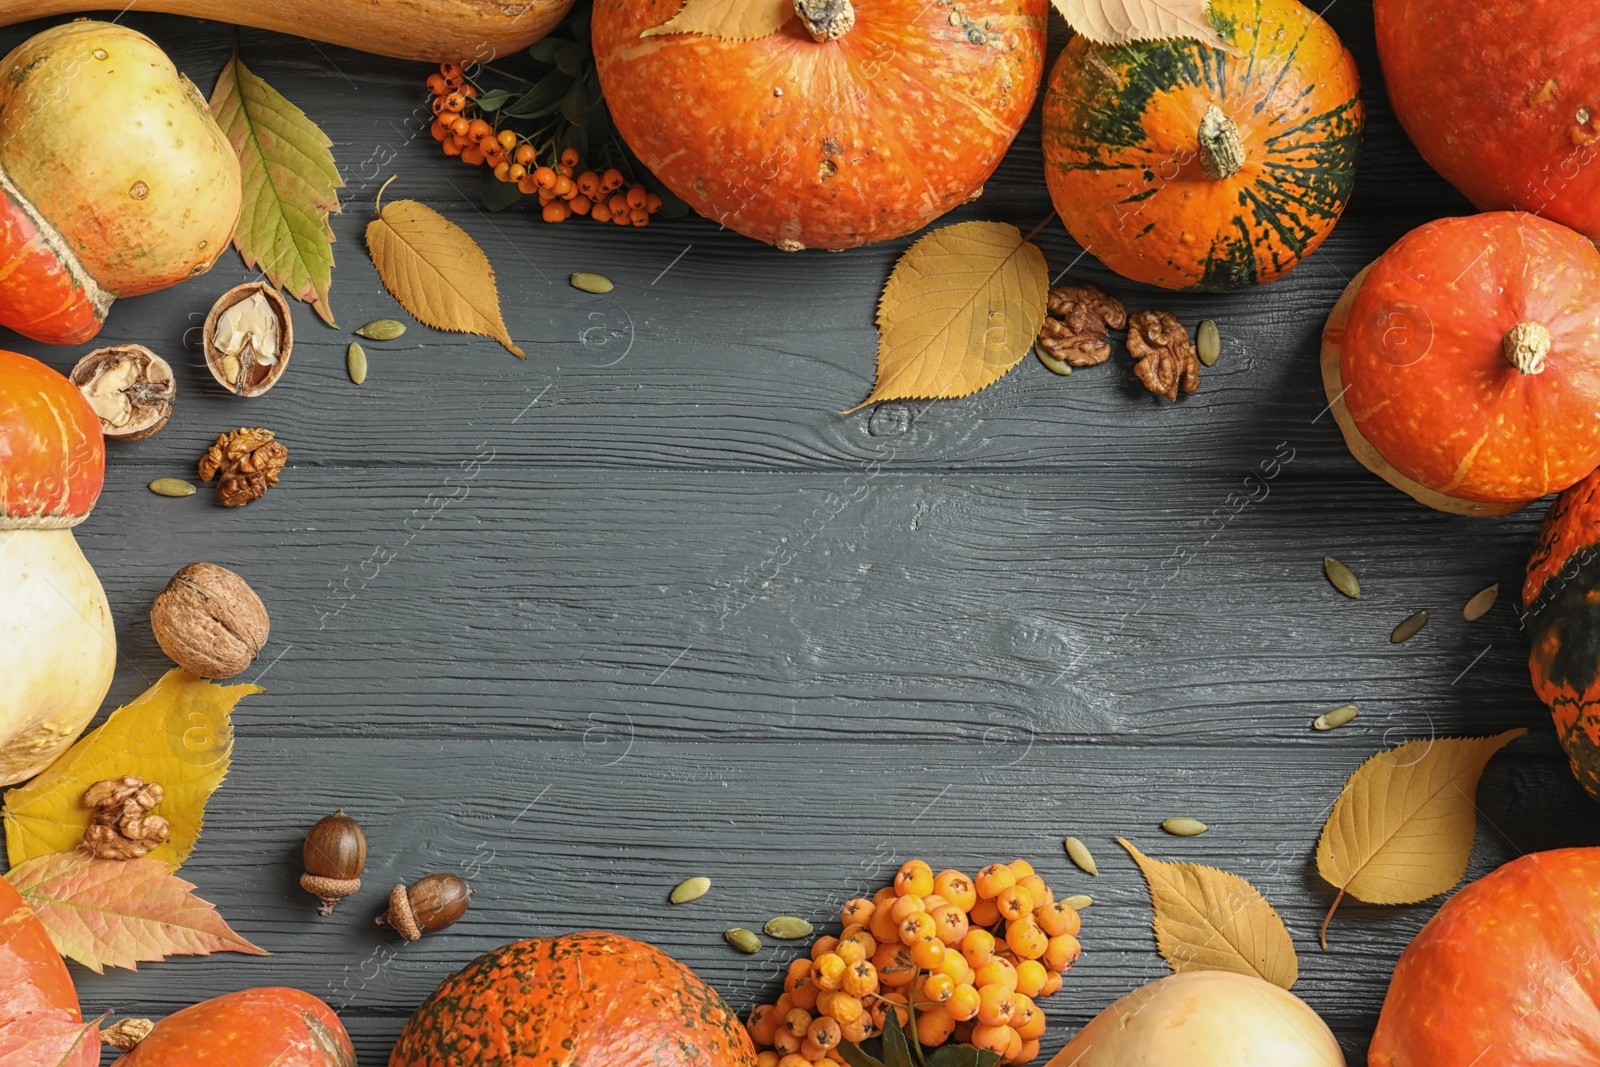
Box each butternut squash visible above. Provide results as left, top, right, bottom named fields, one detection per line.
left=0, top=0, right=574, bottom=64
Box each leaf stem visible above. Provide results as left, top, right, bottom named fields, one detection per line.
left=1319, top=887, right=1344, bottom=951
left=1022, top=211, right=1057, bottom=244
left=374, top=175, right=399, bottom=215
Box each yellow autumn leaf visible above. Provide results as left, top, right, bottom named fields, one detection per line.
left=1316, top=729, right=1526, bottom=948
left=1118, top=838, right=1298, bottom=989
left=1051, top=0, right=1239, bottom=53
left=642, top=0, right=793, bottom=40
left=2, top=670, right=260, bottom=871
left=365, top=178, right=524, bottom=358
left=851, top=221, right=1048, bottom=412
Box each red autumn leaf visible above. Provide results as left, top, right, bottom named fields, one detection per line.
left=0, top=956, right=99, bottom=1067
left=4, top=852, right=266, bottom=974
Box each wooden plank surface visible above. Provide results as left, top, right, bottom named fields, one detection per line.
left=0, top=5, right=1581, bottom=1067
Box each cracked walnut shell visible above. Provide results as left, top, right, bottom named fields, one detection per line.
left=1038, top=283, right=1128, bottom=367
left=69, top=345, right=177, bottom=441
left=1127, top=310, right=1201, bottom=401
left=204, top=283, right=294, bottom=397
left=199, top=426, right=287, bottom=507
left=150, top=562, right=270, bottom=679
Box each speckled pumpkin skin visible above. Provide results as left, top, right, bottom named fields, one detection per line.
left=389, top=931, right=760, bottom=1067
left=591, top=0, right=1047, bottom=251
left=119, top=988, right=356, bottom=1067
left=1369, top=849, right=1600, bottom=1066
left=1525, top=469, right=1600, bottom=803
left=1041, top=0, right=1362, bottom=291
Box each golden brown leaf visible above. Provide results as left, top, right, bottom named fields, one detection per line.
left=365, top=179, right=524, bottom=357
left=851, top=221, right=1048, bottom=412
left=1118, top=838, right=1298, bottom=989
left=642, top=0, right=793, bottom=39
left=3, top=670, right=259, bottom=871
left=1316, top=729, right=1526, bottom=948
left=1051, top=0, right=1239, bottom=53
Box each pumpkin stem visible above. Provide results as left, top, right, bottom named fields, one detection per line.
left=1197, top=105, right=1245, bottom=181
left=1503, top=321, right=1551, bottom=374
left=794, top=0, right=855, bottom=41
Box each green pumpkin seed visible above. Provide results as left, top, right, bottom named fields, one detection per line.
left=1391, top=610, right=1430, bottom=643
left=669, top=876, right=710, bottom=904
left=355, top=319, right=406, bottom=340
left=724, top=928, right=762, bottom=954
left=1463, top=583, right=1499, bottom=622
left=1063, top=836, right=1098, bottom=876
left=763, top=916, right=814, bottom=940
left=1062, top=894, right=1093, bottom=910
left=1162, top=817, right=1209, bottom=836
left=1196, top=320, right=1221, bottom=366
left=570, top=271, right=615, bottom=294
left=148, top=477, right=196, bottom=498
left=1323, top=556, right=1362, bottom=599
left=1312, top=703, right=1360, bottom=731
left=1035, top=343, right=1073, bottom=376
left=347, top=342, right=367, bottom=385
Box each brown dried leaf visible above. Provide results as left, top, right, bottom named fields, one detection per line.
left=852, top=221, right=1048, bottom=411
left=365, top=182, right=524, bottom=358
left=642, top=0, right=793, bottom=39
left=1118, top=838, right=1298, bottom=989
left=1050, top=0, right=1239, bottom=53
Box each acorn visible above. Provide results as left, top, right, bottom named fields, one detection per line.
left=375, top=873, right=473, bottom=940
left=299, top=810, right=367, bottom=916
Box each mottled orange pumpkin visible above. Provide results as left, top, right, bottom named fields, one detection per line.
left=118, top=988, right=355, bottom=1067
left=591, top=0, right=1047, bottom=251
left=0, top=874, right=95, bottom=1065
left=1041, top=0, right=1363, bottom=290
left=389, top=931, right=759, bottom=1066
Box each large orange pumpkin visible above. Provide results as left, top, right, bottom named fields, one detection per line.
left=1375, top=0, right=1600, bottom=240
left=1321, top=211, right=1600, bottom=515
left=0, top=875, right=96, bottom=1065
left=1041, top=0, right=1363, bottom=291
left=591, top=0, right=1047, bottom=251
left=389, top=931, right=759, bottom=1066
left=117, top=988, right=355, bottom=1067
left=1368, top=848, right=1600, bottom=1066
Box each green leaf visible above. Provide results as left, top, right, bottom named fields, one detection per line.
left=558, top=123, right=588, bottom=166
left=528, top=36, right=569, bottom=63
left=502, top=71, right=573, bottom=118
left=838, top=1044, right=888, bottom=1067
left=479, top=167, right=524, bottom=212
left=555, top=42, right=589, bottom=76
left=560, top=82, right=588, bottom=126
left=926, top=1048, right=977, bottom=1067
left=476, top=88, right=513, bottom=112
left=882, top=1011, right=913, bottom=1067
left=209, top=52, right=343, bottom=326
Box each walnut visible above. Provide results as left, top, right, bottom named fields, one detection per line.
left=1037, top=283, right=1128, bottom=367
left=1126, top=310, right=1201, bottom=401
left=203, top=283, right=294, bottom=397
left=69, top=345, right=177, bottom=441
left=150, top=562, right=271, bottom=679
left=83, top=776, right=171, bottom=860
left=199, top=426, right=287, bottom=507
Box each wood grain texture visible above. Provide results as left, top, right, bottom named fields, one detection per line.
left=0, top=8, right=1578, bottom=1067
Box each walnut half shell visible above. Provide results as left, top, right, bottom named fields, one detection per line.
left=203, top=283, right=294, bottom=398
left=69, top=345, right=176, bottom=441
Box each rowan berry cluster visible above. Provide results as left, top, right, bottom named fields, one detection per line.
left=746, top=859, right=1083, bottom=1066
left=426, top=63, right=663, bottom=226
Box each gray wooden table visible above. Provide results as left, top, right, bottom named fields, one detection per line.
left=3, top=9, right=1593, bottom=1065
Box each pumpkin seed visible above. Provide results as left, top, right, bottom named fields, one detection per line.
left=1463, top=583, right=1499, bottom=622
left=1062, top=894, right=1093, bottom=910
left=1196, top=320, right=1221, bottom=366
left=1312, top=703, right=1360, bottom=731
left=669, top=876, right=710, bottom=904
left=355, top=319, right=406, bottom=340
left=570, top=271, right=615, bottom=294
left=724, top=928, right=762, bottom=954
left=1323, top=556, right=1362, bottom=599
left=1391, top=610, right=1430, bottom=644
left=1035, top=344, right=1073, bottom=376
left=148, top=477, right=196, bottom=498
left=347, top=342, right=367, bottom=385
left=764, top=915, right=814, bottom=940
left=1162, top=817, right=1209, bottom=836
left=1063, top=836, right=1098, bottom=876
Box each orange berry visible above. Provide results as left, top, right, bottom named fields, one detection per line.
left=1014, top=959, right=1047, bottom=998
left=910, top=935, right=946, bottom=969
left=443, top=92, right=468, bottom=113
left=556, top=163, right=574, bottom=178
left=467, top=118, right=492, bottom=141
left=923, top=973, right=956, bottom=1003
left=1016, top=1038, right=1042, bottom=1064
left=916, top=1005, right=957, bottom=1047
left=899, top=912, right=937, bottom=946
left=840, top=1016, right=868, bottom=1044
left=450, top=116, right=471, bottom=137
left=975, top=957, right=1018, bottom=991
left=960, top=928, right=996, bottom=968
left=1006, top=916, right=1048, bottom=961
left=874, top=943, right=916, bottom=986
left=841, top=960, right=878, bottom=998
left=934, top=870, right=978, bottom=912
left=646, top=192, right=663, bottom=213
left=590, top=202, right=612, bottom=223
left=576, top=170, right=600, bottom=194
left=1034, top=900, right=1081, bottom=938
left=841, top=898, right=875, bottom=927
left=929, top=903, right=970, bottom=946
left=785, top=958, right=813, bottom=986
left=975, top=864, right=1016, bottom=900
left=514, top=144, right=536, bottom=166
left=426, top=73, right=448, bottom=95
left=784, top=1008, right=812, bottom=1038
left=947, top=982, right=982, bottom=1022
left=807, top=1016, right=841, bottom=1049
left=969, top=895, right=1001, bottom=927
left=774, top=1056, right=804, bottom=1067
left=1013, top=995, right=1046, bottom=1040
left=1039, top=970, right=1063, bottom=998
left=921, top=893, right=949, bottom=911
left=748, top=1003, right=780, bottom=1045
left=497, top=129, right=517, bottom=151
left=1018, top=875, right=1053, bottom=910
left=430, top=119, right=448, bottom=141
left=493, top=160, right=511, bottom=182
left=894, top=859, right=934, bottom=897
left=810, top=936, right=840, bottom=962
left=775, top=992, right=795, bottom=1016
left=757, top=1054, right=780, bottom=1067
left=554, top=176, right=578, bottom=199
left=836, top=939, right=868, bottom=966
left=970, top=1023, right=1013, bottom=1054
left=995, top=885, right=1034, bottom=923
left=1043, top=933, right=1081, bottom=973
left=440, top=62, right=463, bottom=78
left=631, top=209, right=650, bottom=227
left=441, top=137, right=463, bottom=157
left=607, top=193, right=631, bottom=215
left=1004, top=1027, right=1025, bottom=1063
left=813, top=952, right=847, bottom=991
left=533, top=165, right=557, bottom=189
left=977, top=984, right=1016, bottom=1027
left=889, top=894, right=925, bottom=923
left=790, top=979, right=819, bottom=1012
left=460, top=147, right=486, bottom=166
left=560, top=146, right=580, bottom=168
left=829, top=992, right=864, bottom=1024
left=1007, top=859, right=1035, bottom=880
left=626, top=184, right=649, bottom=210
left=541, top=201, right=567, bottom=223
left=504, top=163, right=526, bottom=183
left=437, top=109, right=460, bottom=126
left=869, top=905, right=901, bottom=944
left=461, top=83, right=478, bottom=99
left=935, top=951, right=971, bottom=984
left=613, top=209, right=632, bottom=226
left=772, top=1030, right=801, bottom=1055
left=601, top=167, right=625, bottom=190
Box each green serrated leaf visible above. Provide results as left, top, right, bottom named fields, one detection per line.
left=528, top=36, right=569, bottom=63
left=476, top=88, right=513, bottom=112
left=209, top=53, right=342, bottom=326
left=838, top=1044, right=888, bottom=1067
left=479, top=167, right=524, bottom=212
left=973, top=1053, right=1001, bottom=1067
left=882, top=1011, right=913, bottom=1067
left=502, top=71, right=573, bottom=119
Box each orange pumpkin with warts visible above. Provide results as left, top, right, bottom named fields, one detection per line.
left=117, top=988, right=355, bottom=1067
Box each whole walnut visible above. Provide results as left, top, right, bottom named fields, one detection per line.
left=150, top=563, right=270, bottom=679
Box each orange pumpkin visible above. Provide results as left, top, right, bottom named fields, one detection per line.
left=1369, top=848, right=1600, bottom=1066
left=1321, top=212, right=1600, bottom=515
left=591, top=0, right=1047, bottom=251
left=1041, top=0, right=1363, bottom=290
left=389, top=931, right=759, bottom=1066
left=117, top=988, right=355, bottom=1067
left=0, top=875, right=96, bottom=1065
